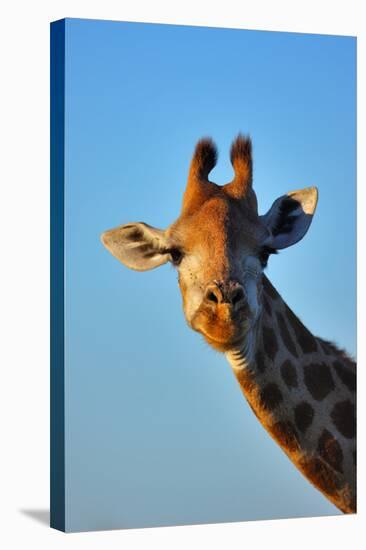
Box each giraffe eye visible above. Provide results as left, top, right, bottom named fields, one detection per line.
left=169, top=248, right=183, bottom=266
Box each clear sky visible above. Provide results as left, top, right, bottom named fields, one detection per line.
left=63, top=18, right=356, bottom=531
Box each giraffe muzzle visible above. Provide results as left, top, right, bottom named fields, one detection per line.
left=204, top=281, right=246, bottom=311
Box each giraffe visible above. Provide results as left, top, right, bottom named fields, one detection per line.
left=101, top=135, right=356, bottom=514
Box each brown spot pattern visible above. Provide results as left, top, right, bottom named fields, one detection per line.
left=286, top=306, right=317, bottom=354
left=331, top=400, right=356, bottom=439
left=318, top=429, right=344, bottom=473
left=294, top=401, right=314, bottom=433
left=303, top=363, right=335, bottom=401
left=319, top=339, right=356, bottom=369
left=276, top=311, right=298, bottom=358
left=263, top=326, right=278, bottom=362
left=270, top=421, right=299, bottom=453
left=333, top=361, right=356, bottom=392
left=259, top=383, right=283, bottom=411
left=299, top=457, right=339, bottom=497
left=255, top=349, right=266, bottom=373
left=280, top=359, right=298, bottom=389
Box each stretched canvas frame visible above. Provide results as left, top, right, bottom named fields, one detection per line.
left=50, top=18, right=356, bottom=532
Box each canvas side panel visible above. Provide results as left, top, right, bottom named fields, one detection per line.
left=50, top=19, right=66, bottom=532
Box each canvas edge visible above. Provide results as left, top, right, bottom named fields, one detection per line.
left=50, top=18, right=66, bottom=533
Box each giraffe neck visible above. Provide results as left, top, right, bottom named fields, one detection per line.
left=225, top=274, right=356, bottom=514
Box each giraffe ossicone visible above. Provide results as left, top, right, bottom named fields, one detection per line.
left=101, top=134, right=356, bottom=514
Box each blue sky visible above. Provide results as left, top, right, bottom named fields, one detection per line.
left=63, top=18, right=356, bottom=531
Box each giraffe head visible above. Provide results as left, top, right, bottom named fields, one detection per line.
left=101, top=135, right=318, bottom=352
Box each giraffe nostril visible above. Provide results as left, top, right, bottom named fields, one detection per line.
left=207, top=291, right=219, bottom=304
left=231, top=287, right=245, bottom=306
left=205, top=283, right=245, bottom=307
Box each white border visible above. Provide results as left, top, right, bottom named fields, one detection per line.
left=0, top=1, right=364, bottom=548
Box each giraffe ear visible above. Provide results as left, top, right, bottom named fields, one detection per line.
left=101, top=222, right=170, bottom=271
left=260, top=187, right=318, bottom=250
